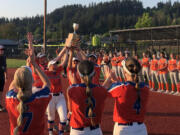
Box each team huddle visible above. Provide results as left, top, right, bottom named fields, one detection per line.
left=5, top=32, right=174, bottom=135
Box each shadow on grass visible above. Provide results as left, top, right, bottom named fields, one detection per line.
left=146, top=112, right=180, bottom=117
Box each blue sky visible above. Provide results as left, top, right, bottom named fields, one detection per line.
left=0, top=0, right=179, bottom=18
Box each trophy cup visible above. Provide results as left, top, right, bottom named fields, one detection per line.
left=73, top=23, right=79, bottom=34
left=65, top=23, right=80, bottom=48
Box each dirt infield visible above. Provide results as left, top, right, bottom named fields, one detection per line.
left=1, top=68, right=180, bottom=135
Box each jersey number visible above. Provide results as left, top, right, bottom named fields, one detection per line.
left=22, top=112, right=33, bottom=132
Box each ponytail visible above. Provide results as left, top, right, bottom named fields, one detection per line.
left=83, top=75, right=95, bottom=126
left=14, top=88, right=28, bottom=135
left=133, top=73, right=141, bottom=114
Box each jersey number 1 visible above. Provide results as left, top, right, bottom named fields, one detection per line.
left=22, top=112, right=33, bottom=132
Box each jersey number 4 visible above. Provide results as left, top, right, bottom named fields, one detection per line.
left=22, top=112, right=33, bottom=132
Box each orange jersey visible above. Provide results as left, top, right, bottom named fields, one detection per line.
left=92, top=64, right=101, bottom=85
left=67, top=67, right=81, bottom=85
left=111, top=57, right=118, bottom=66
left=168, top=59, right=177, bottom=71
left=177, top=61, right=180, bottom=70
left=150, top=59, right=159, bottom=71
left=142, top=58, right=150, bottom=68
left=108, top=82, right=149, bottom=123
left=97, top=57, right=103, bottom=66
left=6, top=87, right=51, bottom=135
left=158, top=58, right=168, bottom=74
left=45, top=66, right=63, bottom=93
left=117, top=56, right=125, bottom=66
left=68, top=83, right=107, bottom=128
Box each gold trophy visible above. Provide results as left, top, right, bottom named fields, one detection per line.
left=65, top=23, right=80, bottom=48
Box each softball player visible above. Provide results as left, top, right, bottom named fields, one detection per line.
left=117, top=51, right=125, bottom=82
left=111, top=53, right=119, bottom=80
left=88, top=54, right=101, bottom=85
left=142, top=52, right=152, bottom=88
left=158, top=52, right=169, bottom=92
left=150, top=54, right=161, bottom=90
left=105, top=57, right=149, bottom=135
left=6, top=54, right=51, bottom=135
left=46, top=49, right=69, bottom=135
left=168, top=53, right=179, bottom=94
left=67, top=60, right=108, bottom=135
left=67, top=49, right=81, bottom=85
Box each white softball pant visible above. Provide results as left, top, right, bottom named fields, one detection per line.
left=151, top=70, right=160, bottom=83
left=112, top=66, right=119, bottom=78
left=117, top=66, right=125, bottom=79
left=169, top=71, right=178, bottom=84
left=70, top=126, right=103, bottom=135
left=46, top=92, right=67, bottom=123
left=113, top=122, right=148, bottom=135
left=142, top=67, right=150, bottom=81
left=159, top=73, right=168, bottom=84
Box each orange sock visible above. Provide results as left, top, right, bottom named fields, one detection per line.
left=152, top=82, right=155, bottom=89
left=161, top=83, right=164, bottom=90
left=177, top=84, right=180, bottom=92
left=166, top=83, right=169, bottom=91
left=149, top=81, right=152, bottom=88
left=171, top=84, right=175, bottom=91
left=158, top=83, right=161, bottom=90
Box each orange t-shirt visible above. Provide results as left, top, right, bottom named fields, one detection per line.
left=168, top=59, right=177, bottom=71
left=158, top=58, right=168, bottom=74
left=150, top=59, right=158, bottom=71
left=177, top=61, right=180, bottom=71
left=111, top=57, right=117, bottom=66
left=142, top=58, right=150, bottom=68
left=117, top=56, right=125, bottom=67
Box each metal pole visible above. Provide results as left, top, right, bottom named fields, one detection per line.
left=43, top=0, right=47, bottom=53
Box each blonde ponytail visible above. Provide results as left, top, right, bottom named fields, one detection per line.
left=13, top=67, right=32, bottom=135
left=14, top=88, right=28, bottom=135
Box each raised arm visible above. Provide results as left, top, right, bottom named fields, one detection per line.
left=67, top=49, right=73, bottom=69
left=59, top=49, right=69, bottom=67
left=30, top=55, right=50, bottom=89
left=53, top=47, right=67, bottom=62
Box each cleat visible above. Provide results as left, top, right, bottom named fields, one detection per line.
left=170, top=91, right=175, bottom=95
left=173, top=91, right=180, bottom=95
left=164, top=90, right=169, bottom=94
left=0, top=105, right=5, bottom=112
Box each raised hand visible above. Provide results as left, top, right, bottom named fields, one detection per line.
left=26, top=32, right=34, bottom=51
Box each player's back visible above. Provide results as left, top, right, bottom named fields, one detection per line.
left=6, top=87, right=51, bottom=135
left=108, top=82, right=149, bottom=123
left=68, top=83, right=107, bottom=128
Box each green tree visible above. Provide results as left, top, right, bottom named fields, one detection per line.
left=135, top=13, right=153, bottom=28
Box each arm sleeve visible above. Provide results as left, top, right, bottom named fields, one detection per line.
left=108, top=82, right=124, bottom=98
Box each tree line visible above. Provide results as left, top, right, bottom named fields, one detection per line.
left=0, top=0, right=180, bottom=42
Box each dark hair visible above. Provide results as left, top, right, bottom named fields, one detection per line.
left=125, top=57, right=142, bottom=114
left=78, top=60, right=96, bottom=125
left=78, top=60, right=94, bottom=76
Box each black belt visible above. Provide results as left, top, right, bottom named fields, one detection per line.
left=118, top=122, right=143, bottom=126
left=52, top=92, right=62, bottom=96
left=72, top=125, right=99, bottom=131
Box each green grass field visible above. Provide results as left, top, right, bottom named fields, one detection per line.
left=7, top=59, right=26, bottom=68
